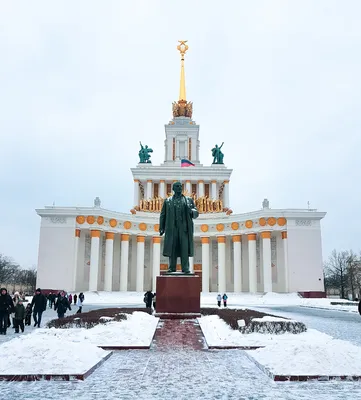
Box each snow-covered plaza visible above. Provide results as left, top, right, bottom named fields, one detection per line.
left=0, top=293, right=361, bottom=399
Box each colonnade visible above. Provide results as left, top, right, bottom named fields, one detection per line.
left=74, top=229, right=288, bottom=293
left=133, top=179, right=230, bottom=208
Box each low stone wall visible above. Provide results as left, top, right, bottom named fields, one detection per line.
left=239, top=319, right=307, bottom=334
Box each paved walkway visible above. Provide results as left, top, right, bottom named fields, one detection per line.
left=2, top=310, right=361, bottom=399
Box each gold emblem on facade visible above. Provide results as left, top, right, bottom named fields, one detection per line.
left=231, top=222, right=239, bottom=230
left=109, top=219, right=117, bottom=228
left=123, top=221, right=131, bottom=229
left=201, top=224, right=209, bottom=232
left=277, top=217, right=287, bottom=226
left=87, top=216, right=95, bottom=224
left=216, top=223, right=225, bottom=232
left=267, top=217, right=276, bottom=226
left=97, top=216, right=104, bottom=225
left=76, top=216, right=85, bottom=224
left=245, top=220, right=253, bottom=229
left=139, top=223, right=147, bottom=231
left=259, top=217, right=266, bottom=226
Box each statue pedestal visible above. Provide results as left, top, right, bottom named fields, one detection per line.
left=155, top=274, right=201, bottom=316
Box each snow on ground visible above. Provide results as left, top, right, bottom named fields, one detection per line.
left=199, top=314, right=329, bottom=347
left=81, top=291, right=359, bottom=313
left=42, top=311, right=158, bottom=347
left=199, top=314, right=361, bottom=376
left=0, top=334, right=109, bottom=375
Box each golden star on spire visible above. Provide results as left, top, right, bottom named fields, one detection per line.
left=177, top=40, right=188, bottom=101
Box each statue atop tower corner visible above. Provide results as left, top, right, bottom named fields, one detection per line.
left=138, top=142, right=153, bottom=163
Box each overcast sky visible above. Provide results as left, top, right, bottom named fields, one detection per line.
left=1, top=1, right=360, bottom=268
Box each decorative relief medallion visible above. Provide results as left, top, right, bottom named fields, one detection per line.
left=87, top=216, right=95, bottom=224
left=231, top=222, right=239, bottom=230
left=295, top=220, right=312, bottom=226
left=109, top=219, right=117, bottom=228
left=200, top=224, right=209, bottom=232
left=76, top=216, right=85, bottom=224
left=245, top=220, right=253, bottom=229
left=216, top=223, right=224, bottom=232
left=277, top=217, right=286, bottom=226
left=97, top=216, right=104, bottom=225
left=49, top=217, right=66, bottom=224
left=154, top=224, right=159, bottom=232
left=123, top=221, right=131, bottom=229
left=259, top=217, right=266, bottom=226
left=267, top=217, right=276, bottom=226
left=139, top=222, right=147, bottom=231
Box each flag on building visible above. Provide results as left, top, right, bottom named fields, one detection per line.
left=181, top=159, right=195, bottom=167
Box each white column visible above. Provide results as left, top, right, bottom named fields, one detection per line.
left=198, top=180, right=205, bottom=197
left=233, top=235, right=242, bottom=292
left=186, top=180, right=191, bottom=194
left=223, top=180, right=230, bottom=208
left=159, top=180, right=165, bottom=198
left=89, top=230, right=101, bottom=291
left=104, top=232, right=114, bottom=292
left=211, top=180, right=217, bottom=200
left=217, top=236, right=226, bottom=293
left=189, top=256, right=194, bottom=273
left=133, top=179, right=139, bottom=206
left=152, top=237, right=161, bottom=291
left=73, top=229, right=80, bottom=291
left=282, top=231, right=289, bottom=292
left=248, top=234, right=257, bottom=293
left=201, top=237, right=210, bottom=293
left=120, top=234, right=129, bottom=291
left=146, top=180, right=152, bottom=200
left=136, top=236, right=145, bottom=292
left=261, top=232, right=272, bottom=293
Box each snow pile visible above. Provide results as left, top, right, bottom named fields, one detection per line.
left=199, top=314, right=328, bottom=347
left=248, top=339, right=361, bottom=376
left=0, top=335, right=109, bottom=375
left=41, top=311, right=158, bottom=347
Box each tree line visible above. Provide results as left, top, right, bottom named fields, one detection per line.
left=0, top=254, right=37, bottom=294
left=324, top=249, right=361, bottom=300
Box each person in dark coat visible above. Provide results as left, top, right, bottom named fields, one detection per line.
left=358, top=299, right=361, bottom=315
left=14, top=299, right=26, bottom=333
left=73, top=294, right=78, bottom=305
left=25, top=303, right=32, bottom=326
left=143, top=291, right=154, bottom=309
left=54, top=291, right=71, bottom=318
left=31, top=288, right=47, bottom=327
left=0, top=288, right=15, bottom=335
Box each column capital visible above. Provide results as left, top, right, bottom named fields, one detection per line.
left=201, top=237, right=210, bottom=244
left=211, top=180, right=217, bottom=184
left=217, top=236, right=226, bottom=244
left=260, top=231, right=271, bottom=239
left=232, top=235, right=241, bottom=242
left=147, top=179, right=152, bottom=183
left=198, top=180, right=204, bottom=184
left=75, top=229, right=81, bottom=238
left=160, top=179, right=165, bottom=183
left=137, top=235, right=145, bottom=243
left=224, top=180, right=230, bottom=184
left=247, top=233, right=257, bottom=241
left=121, top=233, right=130, bottom=241
left=90, top=230, right=101, bottom=238
left=134, top=179, right=139, bottom=182
left=153, top=236, right=162, bottom=244
left=282, top=231, right=288, bottom=239
left=105, top=232, right=114, bottom=240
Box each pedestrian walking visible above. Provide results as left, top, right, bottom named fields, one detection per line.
left=73, top=294, right=77, bottom=305
left=31, top=288, right=47, bottom=327
left=222, top=293, right=228, bottom=307
left=0, top=288, right=14, bottom=335
left=54, top=291, right=72, bottom=318
left=25, top=303, right=32, bottom=326
left=153, top=293, right=156, bottom=311
left=76, top=294, right=84, bottom=314
left=14, top=299, right=25, bottom=333
left=217, top=294, right=222, bottom=307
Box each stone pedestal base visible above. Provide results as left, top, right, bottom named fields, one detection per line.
left=156, top=274, right=201, bottom=314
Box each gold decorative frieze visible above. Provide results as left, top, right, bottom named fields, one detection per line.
left=267, top=217, right=276, bottom=226
left=277, top=217, right=287, bottom=226
left=259, top=217, right=266, bottom=226
left=154, top=224, right=160, bottom=232
left=109, top=219, right=117, bottom=228
left=87, top=216, right=95, bottom=224
left=216, top=223, right=224, bottom=232
left=97, top=216, right=104, bottom=225
left=123, top=221, right=132, bottom=229
left=139, top=222, right=147, bottom=231
left=200, top=224, right=209, bottom=232
left=245, top=220, right=253, bottom=229
left=231, top=222, right=239, bottom=230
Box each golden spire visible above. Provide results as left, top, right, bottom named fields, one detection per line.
left=177, top=40, right=188, bottom=101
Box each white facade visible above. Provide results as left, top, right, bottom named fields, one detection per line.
left=35, top=50, right=326, bottom=295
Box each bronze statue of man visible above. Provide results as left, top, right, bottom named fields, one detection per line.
left=159, top=181, right=199, bottom=273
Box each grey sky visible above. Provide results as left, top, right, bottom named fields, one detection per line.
left=1, top=1, right=360, bottom=268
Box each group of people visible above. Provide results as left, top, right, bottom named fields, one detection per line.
left=217, top=293, right=228, bottom=307
left=0, top=287, right=85, bottom=335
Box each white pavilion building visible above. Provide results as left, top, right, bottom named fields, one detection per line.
left=35, top=43, right=326, bottom=296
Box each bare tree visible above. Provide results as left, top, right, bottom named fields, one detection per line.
left=324, top=249, right=350, bottom=299
left=0, top=254, right=19, bottom=286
